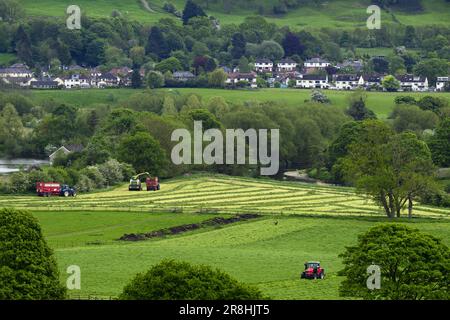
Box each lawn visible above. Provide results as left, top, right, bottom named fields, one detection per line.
left=17, top=0, right=450, bottom=29
left=0, top=53, right=17, bottom=66
left=27, top=88, right=450, bottom=119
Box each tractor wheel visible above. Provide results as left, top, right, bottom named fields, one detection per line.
left=72, top=192, right=77, bottom=197
left=320, top=273, right=324, bottom=279
left=157, top=185, right=160, bottom=190
left=64, top=191, right=69, bottom=197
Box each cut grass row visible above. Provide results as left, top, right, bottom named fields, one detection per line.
left=2, top=175, right=449, bottom=219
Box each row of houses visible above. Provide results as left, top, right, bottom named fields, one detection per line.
left=1, top=62, right=449, bottom=92
left=254, top=57, right=333, bottom=73
left=224, top=72, right=439, bottom=92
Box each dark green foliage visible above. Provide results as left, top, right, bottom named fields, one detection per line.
left=146, top=26, right=168, bottom=59
left=131, top=68, right=142, bottom=89
left=428, top=118, right=450, bottom=167
left=118, top=131, right=168, bottom=175
left=182, top=0, right=207, bottom=25
left=346, top=97, right=376, bottom=121
left=0, top=208, right=66, bottom=300
left=120, top=260, right=264, bottom=300
left=339, top=224, right=449, bottom=300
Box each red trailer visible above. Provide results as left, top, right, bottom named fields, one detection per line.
left=146, top=177, right=160, bottom=191
left=36, top=182, right=76, bottom=197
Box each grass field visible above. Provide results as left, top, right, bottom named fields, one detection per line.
left=2, top=175, right=449, bottom=218
left=26, top=88, right=450, bottom=119
left=0, top=53, right=17, bottom=66
left=1, top=174, right=446, bottom=299
left=17, top=0, right=450, bottom=28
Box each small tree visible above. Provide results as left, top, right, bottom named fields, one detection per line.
left=131, top=68, right=142, bottom=89
left=339, top=224, right=449, bottom=300
left=311, top=90, right=330, bottom=104
left=382, top=75, right=400, bottom=92
left=346, top=91, right=376, bottom=121
left=0, top=208, right=66, bottom=299
left=120, top=260, right=264, bottom=300
left=146, top=71, right=165, bottom=89
left=208, top=69, right=227, bottom=88
left=182, top=0, right=206, bottom=25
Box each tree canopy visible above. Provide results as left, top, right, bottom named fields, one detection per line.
left=339, top=224, right=449, bottom=300
left=120, top=259, right=264, bottom=300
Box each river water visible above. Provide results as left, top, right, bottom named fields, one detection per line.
left=0, top=158, right=49, bottom=174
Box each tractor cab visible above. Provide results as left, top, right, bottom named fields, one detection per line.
left=301, top=261, right=325, bottom=279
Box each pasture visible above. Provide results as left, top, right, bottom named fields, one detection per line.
left=17, top=0, right=450, bottom=29
left=26, top=88, right=450, bottom=119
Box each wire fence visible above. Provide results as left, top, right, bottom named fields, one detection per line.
left=67, top=293, right=117, bottom=300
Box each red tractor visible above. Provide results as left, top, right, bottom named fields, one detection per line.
left=301, top=261, right=325, bottom=280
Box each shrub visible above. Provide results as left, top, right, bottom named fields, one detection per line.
left=75, top=174, right=95, bottom=193
left=98, top=159, right=124, bottom=186
left=120, top=260, right=265, bottom=300
left=0, top=208, right=66, bottom=299
left=81, top=166, right=106, bottom=189
left=8, top=172, right=29, bottom=193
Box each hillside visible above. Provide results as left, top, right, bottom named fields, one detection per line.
left=17, top=0, right=450, bottom=28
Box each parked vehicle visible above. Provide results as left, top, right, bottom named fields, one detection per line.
left=36, top=182, right=76, bottom=197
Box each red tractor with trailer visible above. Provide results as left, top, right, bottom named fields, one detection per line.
left=36, top=182, right=77, bottom=197
left=301, top=261, right=325, bottom=279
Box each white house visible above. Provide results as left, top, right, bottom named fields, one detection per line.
left=64, top=74, right=91, bottom=89
left=436, top=76, right=449, bottom=91
left=277, top=58, right=297, bottom=72
left=254, top=59, right=273, bottom=73
left=0, top=63, right=33, bottom=78
left=226, top=72, right=258, bottom=88
left=296, top=74, right=329, bottom=89
left=334, top=75, right=364, bottom=90
left=304, top=58, right=330, bottom=69
left=396, top=75, right=429, bottom=92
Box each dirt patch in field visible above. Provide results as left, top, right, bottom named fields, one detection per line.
left=119, top=214, right=260, bottom=241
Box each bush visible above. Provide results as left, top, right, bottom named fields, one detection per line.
left=7, top=172, right=29, bottom=193
left=0, top=208, right=66, bottom=299
left=120, top=260, right=265, bottom=300
left=98, top=159, right=124, bottom=186
left=75, top=174, right=95, bottom=193
left=81, top=166, right=106, bottom=189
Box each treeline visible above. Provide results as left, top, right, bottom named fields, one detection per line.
left=0, top=0, right=449, bottom=82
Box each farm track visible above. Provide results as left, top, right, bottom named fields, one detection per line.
left=1, top=175, right=449, bottom=219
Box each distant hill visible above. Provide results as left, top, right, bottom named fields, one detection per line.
left=17, top=0, right=450, bottom=28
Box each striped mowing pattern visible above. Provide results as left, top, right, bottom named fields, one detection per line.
left=0, top=175, right=448, bottom=219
